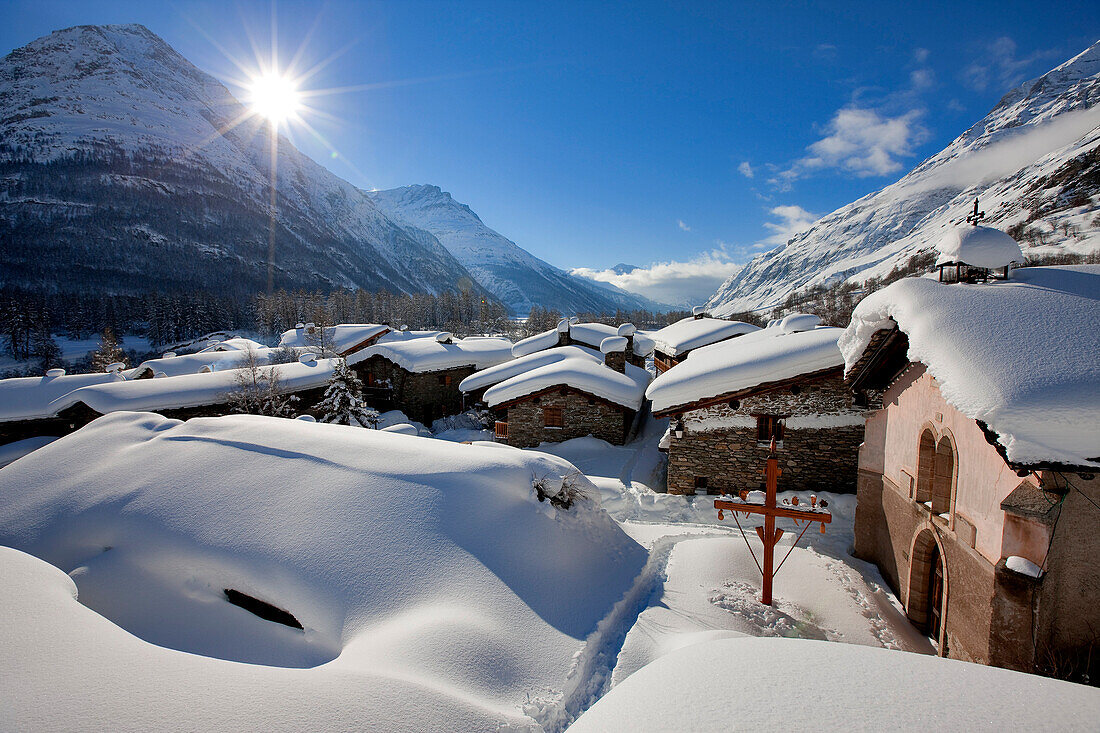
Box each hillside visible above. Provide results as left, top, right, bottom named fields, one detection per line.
left=0, top=24, right=490, bottom=300
left=370, top=184, right=664, bottom=315
left=707, top=40, right=1100, bottom=315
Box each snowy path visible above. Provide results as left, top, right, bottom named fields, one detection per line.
left=534, top=430, right=933, bottom=731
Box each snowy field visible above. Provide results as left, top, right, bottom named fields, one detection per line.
left=1, top=411, right=1096, bottom=731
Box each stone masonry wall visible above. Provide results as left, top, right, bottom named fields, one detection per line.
left=352, top=355, right=476, bottom=424
left=506, top=390, right=632, bottom=448
left=667, top=373, right=865, bottom=495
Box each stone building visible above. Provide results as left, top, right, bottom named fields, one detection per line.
left=463, top=338, right=650, bottom=448
left=647, top=313, right=865, bottom=496
left=649, top=309, right=760, bottom=374
left=841, top=256, right=1100, bottom=677
left=348, top=334, right=513, bottom=424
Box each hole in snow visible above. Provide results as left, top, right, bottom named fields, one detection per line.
left=224, top=589, right=304, bottom=630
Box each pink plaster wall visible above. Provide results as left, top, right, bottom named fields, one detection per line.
left=874, top=364, right=1035, bottom=565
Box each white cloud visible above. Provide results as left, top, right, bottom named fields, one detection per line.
left=910, top=68, right=934, bottom=89
left=901, top=104, right=1100, bottom=194
left=677, top=219, right=692, bottom=232
left=784, top=106, right=929, bottom=180
left=913, top=47, right=930, bottom=64
left=961, top=37, right=1054, bottom=92
left=572, top=250, right=743, bottom=307
left=761, top=205, right=818, bottom=246
left=738, top=161, right=754, bottom=178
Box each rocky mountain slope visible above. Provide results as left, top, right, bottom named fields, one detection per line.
left=0, top=24, right=490, bottom=300
left=707, top=40, right=1100, bottom=316
left=370, top=184, right=663, bottom=315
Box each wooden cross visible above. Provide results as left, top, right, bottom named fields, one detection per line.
left=965, top=198, right=985, bottom=226
left=714, top=438, right=832, bottom=605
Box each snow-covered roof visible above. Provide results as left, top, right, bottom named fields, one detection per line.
left=377, top=329, right=446, bottom=344
left=569, top=636, right=1100, bottom=732
left=647, top=325, right=846, bottom=414
left=935, top=225, right=1024, bottom=268
left=513, top=322, right=649, bottom=359
left=511, top=329, right=561, bottom=357
left=347, top=336, right=514, bottom=373
left=127, top=347, right=292, bottom=379
left=568, top=322, right=620, bottom=349
left=276, top=324, right=390, bottom=354
left=484, top=355, right=651, bottom=410
left=0, top=412, right=644, bottom=731
left=460, top=345, right=601, bottom=393
left=48, top=359, right=339, bottom=415
left=200, top=337, right=267, bottom=353
left=0, top=371, right=125, bottom=422
left=840, top=265, right=1100, bottom=469
left=649, top=317, right=761, bottom=357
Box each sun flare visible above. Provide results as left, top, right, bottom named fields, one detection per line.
left=247, top=72, right=301, bottom=124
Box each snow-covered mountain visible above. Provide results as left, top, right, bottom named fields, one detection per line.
left=370, top=184, right=664, bottom=315
left=707, top=40, right=1100, bottom=316
left=0, top=24, right=490, bottom=299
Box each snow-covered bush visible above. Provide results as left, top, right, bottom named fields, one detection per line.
left=533, top=470, right=590, bottom=509
left=223, top=345, right=298, bottom=417
left=315, top=359, right=379, bottom=427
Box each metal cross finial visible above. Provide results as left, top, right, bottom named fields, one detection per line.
left=965, top=198, right=985, bottom=226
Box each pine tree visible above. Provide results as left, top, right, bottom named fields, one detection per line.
left=90, top=327, right=128, bottom=371
left=315, top=360, right=379, bottom=427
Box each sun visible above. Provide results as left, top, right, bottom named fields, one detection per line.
left=247, top=72, right=302, bottom=125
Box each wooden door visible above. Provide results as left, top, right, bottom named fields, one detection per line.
left=928, top=544, right=943, bottom=639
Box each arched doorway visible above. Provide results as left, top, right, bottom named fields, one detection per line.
left=908, top=529, right=947, bottom=648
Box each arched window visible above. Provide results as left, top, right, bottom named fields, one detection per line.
left=916, top=429, right=936, bottom=503
left=931, top=437, right=955, bottom=516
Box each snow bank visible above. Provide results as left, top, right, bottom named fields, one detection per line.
left=647, top=326, right=846, bottom=414
left=348, top=336, right=513, bottom=373
left=277, top=323, right=389, bottom=353
left=0, top=412, right=646, bottom=730
left=0, top=371, right=124, bottom=421
left=936, top=225, right=1024, bottom=268
left=570, top=636, right=1100, bottom=732
left=49, top=359, right=339, bottom=415
left=0, top=435, right=58, bottom=467
left=484, top=358, right=651, bottom=410
left=649, top=317, right=760, bottom=357
left=840, top=266, right=1100, bottom=468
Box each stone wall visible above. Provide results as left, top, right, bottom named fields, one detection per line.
left=666, top=373, right=865, bottom=495
left=352, top=355, right=476, bottom=424
left=505, top=390, right=632, bottom=448
left=666, top=424, right=863, bottom=495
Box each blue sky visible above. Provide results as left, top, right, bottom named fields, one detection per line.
left=3, top=1, right=1098, bottom=304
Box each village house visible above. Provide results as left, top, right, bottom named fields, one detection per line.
left=347, top=334, right=514, bottom=424
left=462, top=338, right=650, bottom=448
left=649, top=308, right=760, bottom=373
left=841, top=238, right=1100, bottom=676
left=0, top=355, right=341, bottom=447
left=511, top=319, right=654, bottom=369
left=648, top=313, right=865, bottom=496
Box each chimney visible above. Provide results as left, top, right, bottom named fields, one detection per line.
left=692, top=306, right=707, bottom=320
left=600, top=336, right=628, bottom=373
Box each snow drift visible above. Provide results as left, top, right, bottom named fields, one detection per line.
left=0, top=412, right=647, bottom=730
